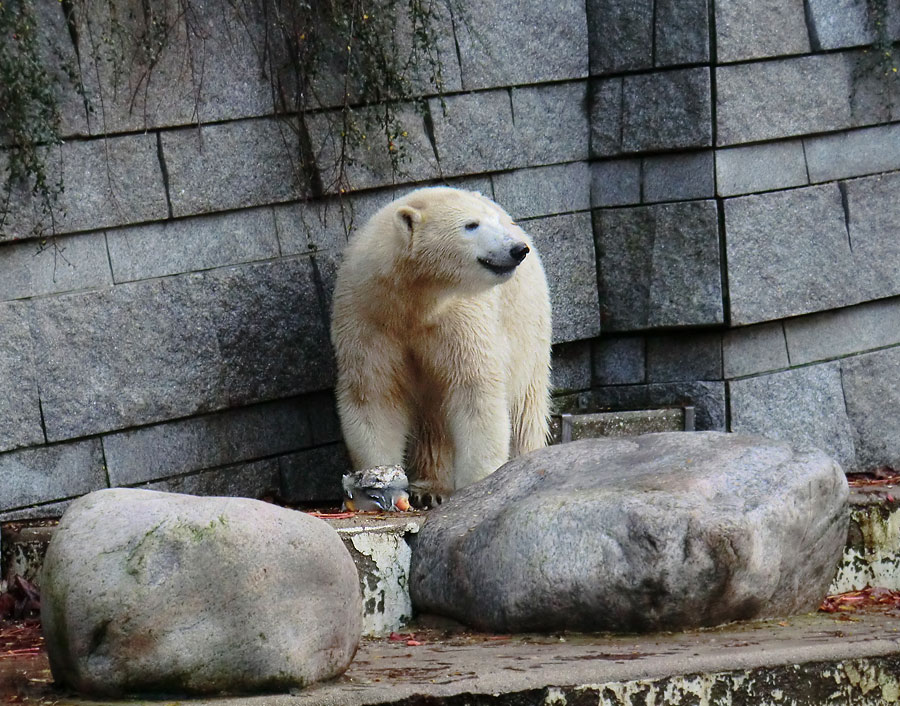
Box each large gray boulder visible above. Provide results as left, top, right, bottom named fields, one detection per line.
left=41, top=489, right=361, bottom=696
left=410, top=432, right=848, bottom=633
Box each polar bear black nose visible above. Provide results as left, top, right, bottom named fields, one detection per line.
left=510, top=243, right=529, bottom=263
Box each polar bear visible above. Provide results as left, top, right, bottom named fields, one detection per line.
left=330, top=186, right=551, bottom=505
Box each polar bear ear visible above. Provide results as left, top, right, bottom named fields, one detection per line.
left=397, top=205, right=422, bottom=236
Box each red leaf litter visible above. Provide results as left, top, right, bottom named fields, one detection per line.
left=846, top=467, right=900, bottom=488
left=0, top=620, right=44, bottom=661
left=820, top=586, right=900, bottom=614
left=388, top=632, right=425, bottom=646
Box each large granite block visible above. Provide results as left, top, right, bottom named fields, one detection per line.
left=102, top=398, right=315, bottom=486
left=591, top=158, right=641, bottom=207
left=0, top=302, right=44, bottom=452
left=454, top=0, right=588, bottom=89
left=526, top=213, right=601, bottom=343
left=550, top=341, right=592, bottom=394
left=715, top=0, right=811, bottom=62
left=492, top=163, right=590, bottom=221
left=0, top=440, right=107, bottom=512
left=161, top=119, right=308, bottom=217
left=729, top=363, right=856, bottom=470
left=279, top=443, right=349, bottom=503
left=590, top=381, right=726, bottom=431
left=106, top=208, right=279, bottom=282
left=843, top=171, right=900, bottom=301
left=842, top=346, right=900, bottom=471
left=587, top=0, right=653, bottom=74
left=654, top=0, right=709, bottom=66
left=716, top=140, right=809, bottom=197
left=724, top=184, right=862, bottom=325
left=805, top=123, right=900, bottom=183
left=806, top=0, right=899, bottom=50
left=642, top=151, right=715, bottom=203
left=595, top=200, right=723, bottom=331
left=0, top=233, right=112, bottom=301
left=589, top=78, right=623, bottom=158
left=646, top=331, right=723, bottom=383
left=142, top=459, right=281, bottom=501
left=592, top=336, right=646, bottom=385
left=722, top=322, right=790, bottom=379
left=32, top=259, right=332, bottom=440
left=785, top=297, right=900, bottom=366
left=511, top=82, right=591, bottom=165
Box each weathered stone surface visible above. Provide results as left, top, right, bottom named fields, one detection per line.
left=550, top=341, right=592, bottom=393
left=592, top=336, right=646, bottom=385
left=107, top=208, right=279, bottom=282
left=595, top=200, right=723, bottom=331
left=0, top=234, right=112, bottom=301
left=410, top=433, right=848, bottom=633
left=729, top=362, right=857, bottom=470
left=654, top=0, right=709, bottom=66
left=715, top=0, right=811, bottom=62
left=141, top=460, right=282, bottom=500
left=805, top=123, right=900, bottom=183
left=454, top=0, right=588, bottom=89
left=807, top=0, right=877, bottom=50
left=715, top=140, right=809, bottom=197
left=591, top=159, right=641, bottom=207
left=41, top=489, right=361, bottom=696
left=722, top=322, right=790, bottom=379
left=32, top=260, right=333, bottom=440
left=841, top=346, right=900, bottom=471
left=590, top=381, right=726, bottom=430
left=279, top=443, right=350, bottom=503
left=526, top=213, right=601, bottom=343
left=724, top=184, right=861, bottom=325
left=492, top=163, right=590, bottom=221
left=102, top=398, right=314, bottom=486
left=589, top=78, right=623, bottom=158
left=586, top=0, right=653, bottom=74
left=642, top=151, right=715, bottom=203
left=646, top=332, right=722, bottom=382
left=785, top=297, right=900, bottom=366
left=0, top=440, right=107, bottom=513
left=844, top=171, right=900, bottom=301
left=511, top=82, right=591, bottom=165
left=161, top=119, right=308, bottom=217
left=0, top=302, right=44, bottom=452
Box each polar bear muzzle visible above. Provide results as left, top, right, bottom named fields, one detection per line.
left=477, top=242, right=530, bottom=276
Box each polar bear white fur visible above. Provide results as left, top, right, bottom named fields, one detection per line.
left=330, top=186, right=551, bottom=503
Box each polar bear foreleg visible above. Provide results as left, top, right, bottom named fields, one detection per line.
left=447, top=381, right=511, bottom=490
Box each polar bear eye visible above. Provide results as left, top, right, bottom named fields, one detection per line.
left=464, top=221, right=479, bottom=231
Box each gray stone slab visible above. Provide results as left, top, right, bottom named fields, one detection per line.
left=724, top=184, right=862, bottom=325
left=586, top=0, right=653, bottom=74
left=590, top=380, right=727, bottom=430
left=785, top=298, right=900, bottom=366
left=654, top=0, right=710, bottom=66
left=102, top=398, right=314, bottom=486
left=106, top=207, right=279, bottom=282
left=591, top=159, right=642, bottom=207
left=303, top=391, right=344, bottom=446
left=550, top=340, right=593, bottom=394
left=0, top=439, right=107, bottom=512
left=308, top=103, right=440, bottom=194
left=511, top=82, right=591, bottom=165
left=279, top=443, right=350, bottom=503
left=32, top=259, right=332, bottom=440
left=621, top=68, right=712, bottom=154
left=595, top=200, right=723, bottom=331
left=592, top=336, right=646, bottom=385
left=715, top=0, right=811, bottom=62
left=161, top=119, right=308, bottom=217
left=807, top=0, right=875, bottom=50
left=139, top=459, right=282, bottom=500
left=0, top=498, right=72, bottom=522
left=715, top=140, right=809, bottom=197
left=492, top=163, right=590, bottom=221
left=428, top=90, right=519, bottom=176
left=839, top=171, right=900, bottom=302
left=526, top=212, right=601, bottom=343
left=453, top=0, right=588, bottom=89
left=589, top=78, right=623, bottom=158
left=0, top=233, right=112, bottom=301
left=842, top=346, right=900, bottom=471
left=716, top=54, right=853, bottom=146
left=646, top=331, right=723, bottom=383
left=729, top=363, right=856, bottom=470
left=722, top=322, right=790, bottom=379
left=642, top=151, right=715, bottom=203
left=0, top=302, right=43, bottom=452
left=805, top=123, right=900, bottom=183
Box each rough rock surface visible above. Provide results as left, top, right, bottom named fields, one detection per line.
left=41, top=489, right=361, bottom=696
left=410, top=432, right=848, bottom=633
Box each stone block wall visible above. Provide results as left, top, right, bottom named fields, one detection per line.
left=1, top=0, right=898, bottom=520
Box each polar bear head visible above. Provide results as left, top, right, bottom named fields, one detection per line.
left=381, top=186, right=532, bottom=289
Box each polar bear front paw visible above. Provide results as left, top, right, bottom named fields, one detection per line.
left=409, top=481, right=449, bottom=510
